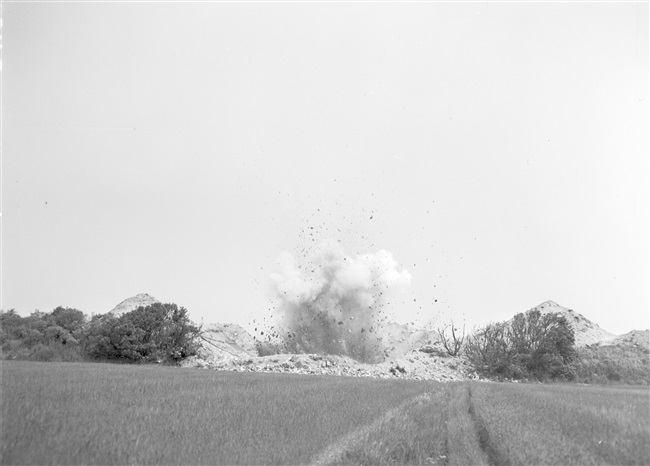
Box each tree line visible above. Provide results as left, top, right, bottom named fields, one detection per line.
left=1, top=303, right=201, bottom=364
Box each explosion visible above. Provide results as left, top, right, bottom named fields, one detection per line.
left=266, top=239, right=411, bottom=363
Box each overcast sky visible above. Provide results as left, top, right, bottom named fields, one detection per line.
left=2, top=2, right=648, bottom=335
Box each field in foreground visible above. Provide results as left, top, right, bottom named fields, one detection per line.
left=2, top=361, right=649, bottom=465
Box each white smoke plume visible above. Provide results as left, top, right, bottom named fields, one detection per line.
left=267, top=239, right=411, bottom=363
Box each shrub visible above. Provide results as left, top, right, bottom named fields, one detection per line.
left=48, top=307, right=86, bottom=339
left=84, top=303, right=201, bottom=363
left=22, top=328, right=45, bottom=347
left=570, top=344, right=650, bottom=385
left=464, top=311, right=576, bottom=381
left=44, top=325, right=73, bottom=344
left=464, top=322, right=514, bottom=378
left=29, top=343, right=58, bottom=362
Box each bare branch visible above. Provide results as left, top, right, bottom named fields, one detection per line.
left=437, top=320, right=465, bottom=356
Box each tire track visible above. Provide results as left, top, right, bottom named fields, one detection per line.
left=443, top=384, right=488, bottom=466
left=309, top=392, right=433, bottom=465
left=467, top=385, right=508, bottom=466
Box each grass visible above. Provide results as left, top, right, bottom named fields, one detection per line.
left=320, top=382, right=650, bottom=465
left=571, top=344, right=650, bottom=385
left=340, top=383, right=487, bottom=465
left=337, top=391, right=448, bottom=465
left=1, top=361, right=432, bottom=465
left=469, top=382, right=650, bottom=465
left=2, top=361, right=649, bottom=465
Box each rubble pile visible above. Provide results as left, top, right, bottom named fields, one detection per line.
left=181, top=340, right=476, bottom=382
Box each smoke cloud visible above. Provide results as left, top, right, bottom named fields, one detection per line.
left=267, top=239, right=411, bottom=363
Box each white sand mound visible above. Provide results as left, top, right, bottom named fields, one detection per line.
left=108, top=293, right=159, bottom=317
left=192, top=323, right=258, bottom=365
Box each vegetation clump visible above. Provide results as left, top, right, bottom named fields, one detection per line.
left=570, top=343, right=650, bottom=385
left=1, top=303, right=200, bottom=364
left=464, top=310, right=577, bottom=381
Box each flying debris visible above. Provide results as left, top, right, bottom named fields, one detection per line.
left=267, top=239, right=412, bottom=363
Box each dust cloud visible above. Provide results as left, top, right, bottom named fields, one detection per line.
left=264, top=239, right=411, bottom=363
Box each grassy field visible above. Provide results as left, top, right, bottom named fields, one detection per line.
left=337, top=383, right=487, bottom=465
left=469, top=382, right=650, bottom=465
left=341, top=382, right=649, bottom=465
left=1, top=361, right=433, bottom=465
left=2, top=361, right=649, bottom=465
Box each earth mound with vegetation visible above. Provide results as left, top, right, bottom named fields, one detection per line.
left=520, top=300, right=617, bottom=347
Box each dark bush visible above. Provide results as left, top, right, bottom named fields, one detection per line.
left=2, top=302, right=201, bottom=364
left=49, top=307, right=86, bottom=338
left=84, top=303, right=201, bottom=363
left=465, top=311, right=576, bottom=381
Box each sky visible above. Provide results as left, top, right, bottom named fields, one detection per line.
left=2, top=2, right=648, bottom=336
